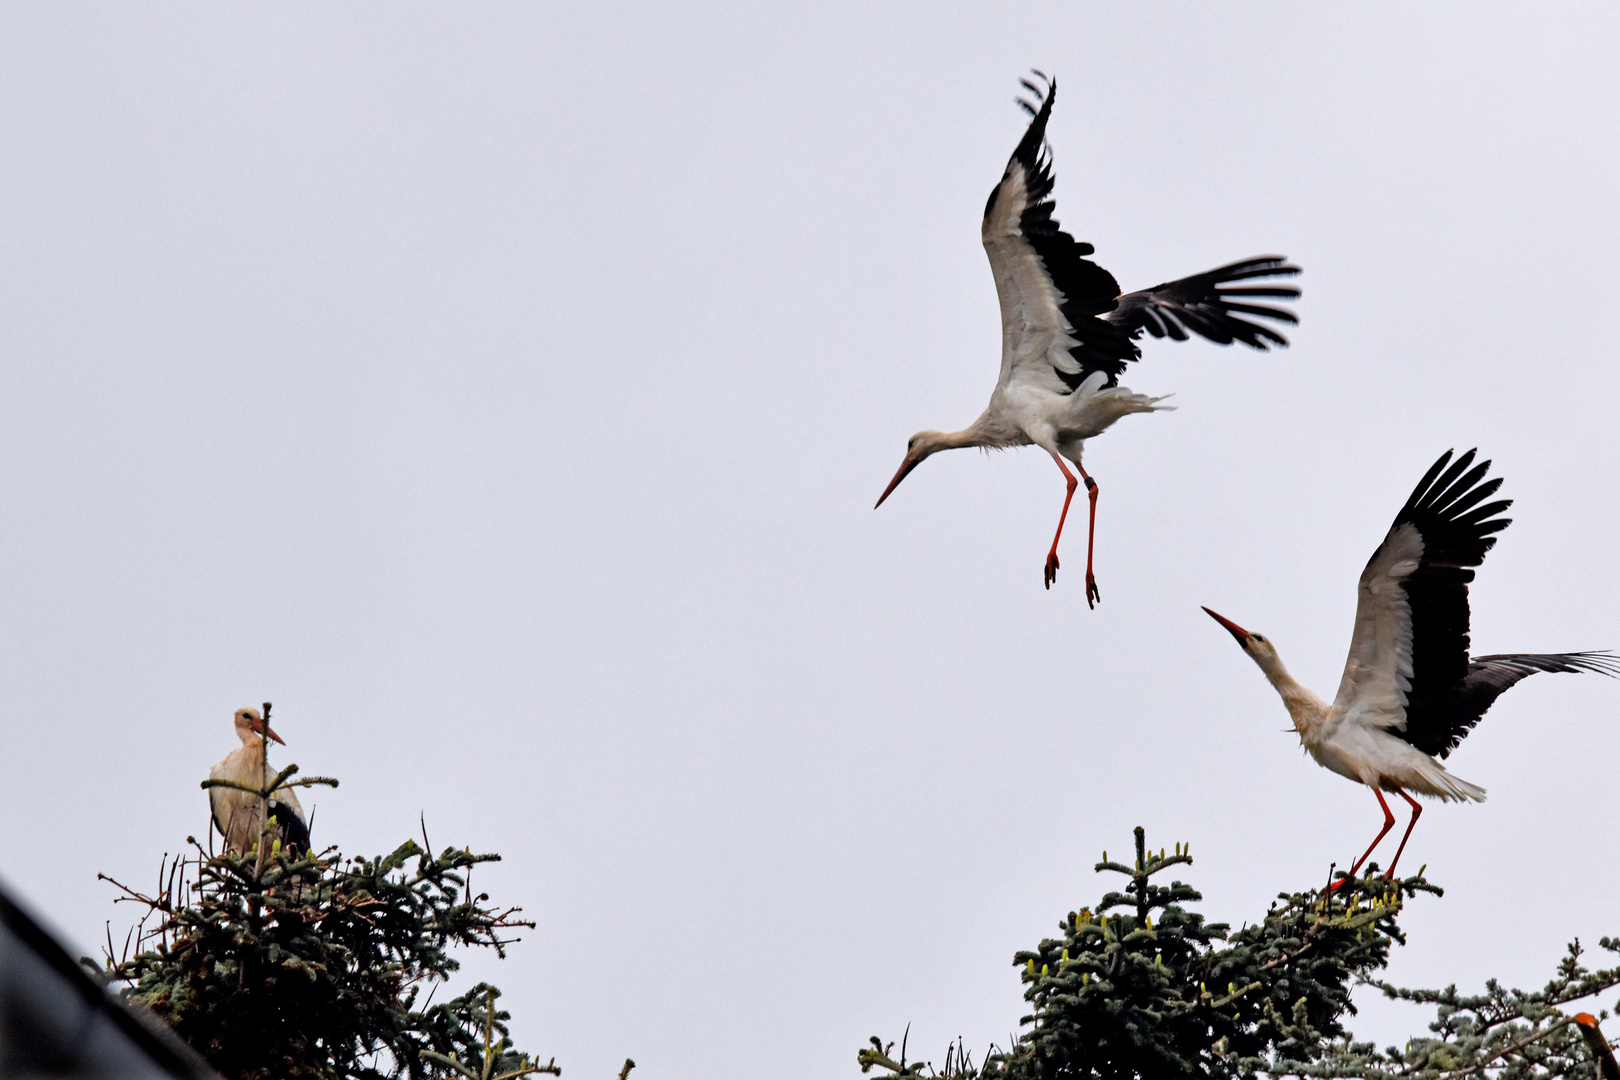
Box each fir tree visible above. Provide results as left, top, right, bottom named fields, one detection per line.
left=93, top=712, right=631, bottom=1080
left=99, top=837, right=550, bottom=1080
left=859, top=827, right=1620, bottom=1080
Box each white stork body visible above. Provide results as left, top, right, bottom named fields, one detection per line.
left=877, top=73, right=1301, bottom=607
left=1204, top=450, right=1617, bottom=883
left=209, top=706, right=308, bottom=856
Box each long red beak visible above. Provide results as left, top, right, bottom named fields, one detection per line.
left=1201, top=606, right=1253, bottom=647
left=252, top=719, right=286, bottom=745
left=875, top=454, right=921, bottom=509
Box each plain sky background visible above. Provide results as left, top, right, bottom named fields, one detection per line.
left=2, top=4, right=1619, bottom=1077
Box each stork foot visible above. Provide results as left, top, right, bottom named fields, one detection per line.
left=1044, top=551, right=1059, bottom=590
left=1085, top=572, right=1100, bottom=609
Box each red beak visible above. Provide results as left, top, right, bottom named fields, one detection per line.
left=1201, top=606, right=1253, bottom=647
left=875, top=454, right=921, bottom=509
left=251, top=718, right=286, bottom=745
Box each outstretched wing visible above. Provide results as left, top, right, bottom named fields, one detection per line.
left=1332, top=450, right=1512, bottom=740
left=981, top=74, right=1136, bottom=395
left=1109, top=257, right=1300, bottom=349
left=1405, top=651, right=1620, bottom=759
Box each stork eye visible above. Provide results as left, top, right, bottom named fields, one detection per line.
left=1253, top=635, right=1266, bottom=644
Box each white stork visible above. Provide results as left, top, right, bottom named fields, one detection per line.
left=208, top=706, right=310, bottom=856
left=876, top=72, right=1300, bottom=607
left=1203, top=449, right=1617, bottom=884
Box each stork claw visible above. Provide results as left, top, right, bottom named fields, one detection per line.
left=1044, top=551, right=1059, bottom=590
left=1085, top=572, right=1100, bottom=609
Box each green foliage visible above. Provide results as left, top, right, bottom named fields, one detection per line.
left=859, top=827, right=1620, bottom=1080
left=97, top=833, right=555, bottom=1080
left=1338, top=937, right=1620, bottom=1080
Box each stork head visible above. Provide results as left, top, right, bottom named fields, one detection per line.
left=233, top=706, right=285, bottom=746
left=1201, top=607, right=1282, bottom=669
left=875, top=431, right=950, bottom=508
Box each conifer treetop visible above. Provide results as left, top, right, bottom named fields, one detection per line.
left=859, top=827, right=1620, bottom=1080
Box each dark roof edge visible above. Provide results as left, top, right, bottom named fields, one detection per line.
left=0, top=877, right=221, bottom=1079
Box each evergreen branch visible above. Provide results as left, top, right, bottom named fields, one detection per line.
left=284, top=775, right=341, bottom=790
left=855, top=827, right=1614, bottom=1080
left=199, top=778, right=265, bottom=794
left=201, top=773, right=338, bottom=797
left=419, top=1050, right=480, bottom=1078
left=100, top=812, right=566, bottom=1080
left=1423, top=1015, right=1577, bottom=1080
left=859, top=1035, right=929, bottom=1077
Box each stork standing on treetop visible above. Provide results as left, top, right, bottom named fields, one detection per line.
left=875, top=72, right=1301, bottom=607
left=208, top=706, right=310, bottom=856
left=1202, top=449, right=1617, bottom=885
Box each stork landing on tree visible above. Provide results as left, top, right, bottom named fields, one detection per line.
left=876, top=71, right=1300, bottom=607
left=1203, top=449, right=1617, bottom=885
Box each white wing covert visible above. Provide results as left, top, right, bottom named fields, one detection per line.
left=979, top=76, right=1133, bottom=398
left=1331, top=451, right=1513, bottom=739
left=1332, top=522, right=1423, bottom=731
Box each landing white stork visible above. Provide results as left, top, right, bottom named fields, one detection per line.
left=208, top=706, right=310, bottom=856
left=876, top=73, right=1300, bottom=607
left=1203, top=449, right=1617, bottom=884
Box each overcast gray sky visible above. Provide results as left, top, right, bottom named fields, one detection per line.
left=2, top=4, right=1618, bottom=1077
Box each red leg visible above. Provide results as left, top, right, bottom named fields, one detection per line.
left=1044, top=454, right=1079, bottom=592
left=1329, top=788, right=1397, bottom=890
left=1384, top=789, right=1423, bottom=879
left=1076, top=461, right=1100, bottom=609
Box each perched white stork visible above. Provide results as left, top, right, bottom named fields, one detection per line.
left=208, top=706, right=310, bottom=856
left=876, top=72, right=1301, bottom=606
left=1203, top=449, right=1617, bottom=883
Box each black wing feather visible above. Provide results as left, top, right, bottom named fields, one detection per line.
left=268, top=799, right=310, bottom=854
left=986, top=75, right=1136, bottom=390
left=1109, top=257, right=1301, bottom=350
left=1390, top=449, right=1515, bottom=757
left=1422, top=652, right=1620, bottom=759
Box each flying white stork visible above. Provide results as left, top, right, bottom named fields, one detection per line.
left=1202, top=449, right=1617, bottom=884
left=875, top=72, right=1301, bottom=607
left=208, top=706, right=310, bottom=856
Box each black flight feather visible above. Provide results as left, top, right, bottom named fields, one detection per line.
left=268, top=799, right=311, bottom=854
left=983, top=74, right=1302, bottom=390
left=1388, top=449, right=1510, bottom=757
left=1109, top=257, right=1302, bottom=350
left=986, top=75, right=1136, bottom=390
left=1377, top=449, right=1611, bottom=760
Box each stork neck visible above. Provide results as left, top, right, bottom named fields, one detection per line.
left=955, top=409, right=1022, bottom=450
left=936, top=424, right=991, bottom=451
left=1256, top=654, right=1328, bottom=740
